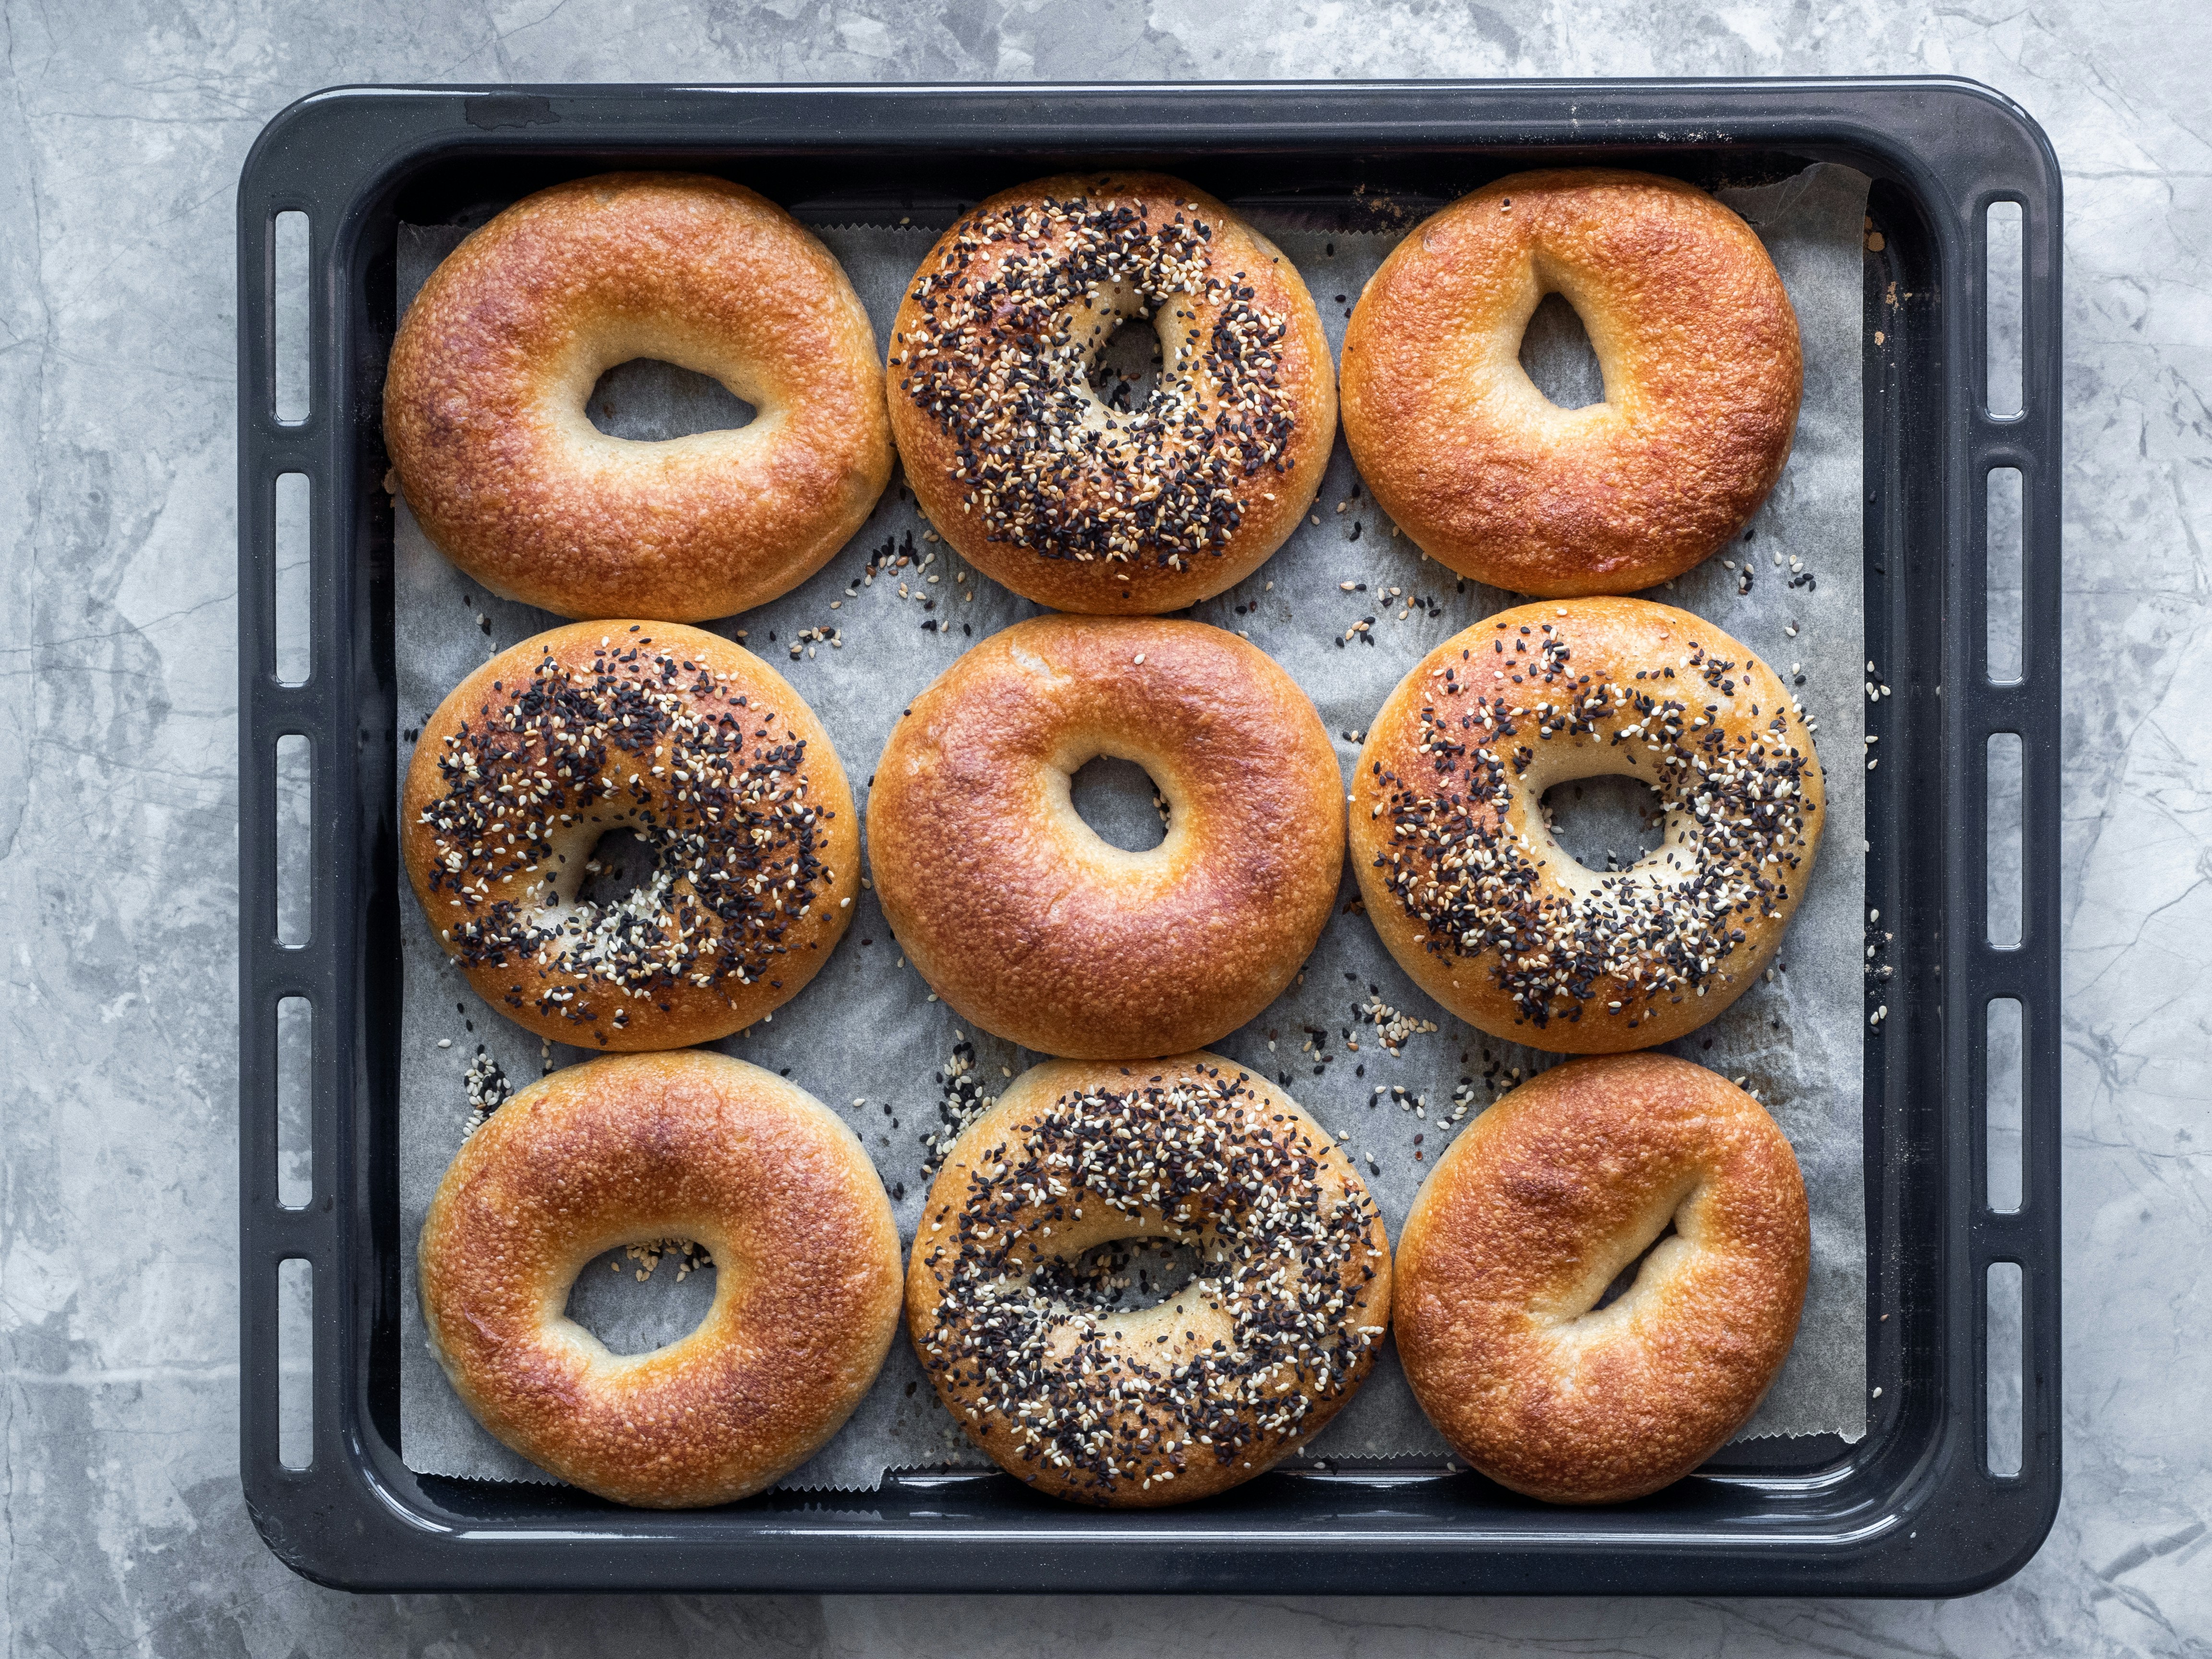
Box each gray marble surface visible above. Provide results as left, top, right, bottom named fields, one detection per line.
left=3, top=1, right=2205, bottom=1654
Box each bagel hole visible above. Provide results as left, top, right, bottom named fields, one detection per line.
left=588, top=359, right=756, bottom=440
left=1069, top=756, right=1169, bottom=852
left=1519, top=292, right=1606, bottom=411
left=1540, top=777, right=1664, bottom=872
left=1592, top=1220, right=1677, bottom=1312
left=564, top=1238, right=718, bottom=1356
left=1032, top=1237, right=1202, bottom=1313
left=1090, top=316, right=1164, bottom=415
left=572, top=828, right=660, bottom=911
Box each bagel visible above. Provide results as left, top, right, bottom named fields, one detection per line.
left=1341, top=169, right=1801, bottom=597
left=385, top=172, right=891, bottom=621
left=1351, top=598, right=1823, bottom=1052
left=867, top=616, right=1343, bottom=1058
left=908, top=1054, right=1391, bottom=1505
left=418, top=1051, right=901, bottom=1508
left=887, top=172, right=1335, bottom=613
left=403, top=621, right=857, bottom=1050
left=1395, top=1053, right=1809, bottom=1503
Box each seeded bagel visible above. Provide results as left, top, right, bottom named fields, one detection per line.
left=403, top=622, right=857, bottom=1050
left=887, top=172, right=1335, bottom=613
left=1351, top=598, right=1823, bottom=1052
left=909, top=1054, right=1392, bottom=1506
left=1342, top=169, right=1801, bottom=597
left=1396, top=1053, right=1810, bottom=1504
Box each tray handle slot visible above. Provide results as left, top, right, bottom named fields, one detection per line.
left=276, top=997, right=313, bottom=1209
left=272, top=211, right=311, bottom=425
left=1956, top=128, right=2059, bottom=1550
left=273, top=472, right=311, bottom=685
left=1983, top=1261, right=2024, bottom=1478
left=241, top=152, right=342, bottom=1520
left=1984, top=733, right=2023, bottom=950
left=1983, top=200, right=2024, bottom=420
left=1984, top=997, right=2023, bottom=1214
left=275, top=733, right=312, bottom=947
left=276, top=1257, right=314, bottom=1470
left=1984, top=466, right=2023, bottom=684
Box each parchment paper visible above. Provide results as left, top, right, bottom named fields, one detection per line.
left=395, top=163, right=1871, bottom=1490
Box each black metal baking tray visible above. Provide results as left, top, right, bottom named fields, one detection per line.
left=237, top=78, right=2061, bottom=1596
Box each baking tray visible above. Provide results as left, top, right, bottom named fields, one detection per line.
left=236, top=78, right=2061, bottom=1596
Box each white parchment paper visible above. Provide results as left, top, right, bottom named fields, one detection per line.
left=395, top=163, right=1871, bottom=1490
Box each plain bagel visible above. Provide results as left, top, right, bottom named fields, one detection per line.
left=418, top=1050, right=903, bottom=1508
left=385, top=172, right=891, bottom=621
left=1394, top=1053, right=1810, bottom=1504
left=1342, top=169, right=1801, bottom=597
left=866, top=616, right=1344, bottom=1058
left=887, top=172, right=1335, bottom=613
left=1351, top=598, right=1823, bottom=1052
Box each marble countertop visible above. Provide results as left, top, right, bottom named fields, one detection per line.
left=5, top=1, right=2206, bottom=1654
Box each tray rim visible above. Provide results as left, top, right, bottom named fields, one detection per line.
left=235, top=74, right=2063, bottom=1598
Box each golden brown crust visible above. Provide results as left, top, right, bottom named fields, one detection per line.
left=385, top=172, right=892, bottom=622
left=1395, top=1053, right=1809, bottom=1504
left=1350, top=598, right=1823, bottom=1052
left=887, top=172, right=1335, bottom=613
left=1341, top=169, right=1801, bottom=597
left=418, top=1050, right=902, bottom=1508
left=867, top=617, right=1344, bottom=1058
left=403, top=622, right=858, bottom=1050
left=907, top=1054, right=1391, bottom=1505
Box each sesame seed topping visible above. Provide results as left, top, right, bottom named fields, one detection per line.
left=918, top=1071, right=1384, bottom=1500
left=898, top=189, right=1298, bottom=571
left=417, top=644, right=836, bottom=1036
left=1369, top=626, right=1820, bottom=1032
